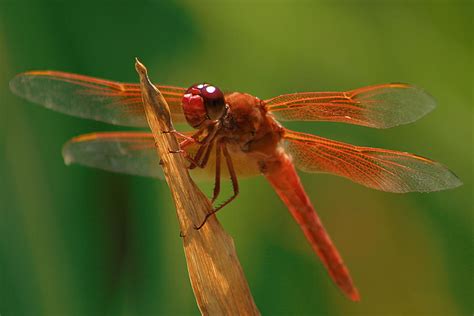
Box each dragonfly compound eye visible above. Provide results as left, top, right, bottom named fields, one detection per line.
left=200, top=84, right=226, bottom=121
left=182, top=83, right=226, bottom=128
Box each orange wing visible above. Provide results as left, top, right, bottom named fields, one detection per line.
left=283, top=130, right=461, bottom=193
left=9, top=71, right=186, bottom=127
left=265, top=83, right=436, bottom=128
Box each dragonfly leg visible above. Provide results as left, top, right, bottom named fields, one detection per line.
left=163, top=128, right=207, bottom=144
left=194, top=143, right=239, bottom=230
left=219, top=143, right=240, bottom=209
left=168, top=148, right=185, bottom=154
left=168, top=137, right=195, bottom=154
left=164, top=127, right=208, bottom=148
left=168, top=138, right=216, bottom=172
left=162, top=129, right=195, bottom=141
left=198, top=140, right=215, bottom=168
left=188, top=143, right=206, bottom=169
left=211, top=141, right=222, bottom=203
left=166, top=125, right=210, bottom=162
left=188, top=123, right=219, bottom=169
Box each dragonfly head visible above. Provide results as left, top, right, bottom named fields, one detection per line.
left=182, top=83, right=227, bottom=128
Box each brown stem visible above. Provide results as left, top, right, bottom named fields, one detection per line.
left=134, top=58, right=259, bottom=316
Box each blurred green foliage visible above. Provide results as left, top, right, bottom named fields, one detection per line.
left=0, top=1, right=472, bottom=315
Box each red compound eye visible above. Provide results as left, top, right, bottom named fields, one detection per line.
left=182, top=83, right=226, bottom=127
left=182, top=90, right=206, bottom=128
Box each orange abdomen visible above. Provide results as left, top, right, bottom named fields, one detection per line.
left=264, top=153, right=360, bottom=301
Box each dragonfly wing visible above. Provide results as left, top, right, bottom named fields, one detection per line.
left=265, top=83, right=436, bottom=128
left=9, top=71, right=187, bottom=127
left=62, top=132, right=262, bottom=180
left=62, top=132, right=165, bottom=178
left=283, top=130, right=462, bottom=193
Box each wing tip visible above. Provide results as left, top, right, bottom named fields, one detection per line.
left=62, top=151, right=73, bottom=166
left=431, top=167, right=463, bottom=192
left=384, top=163, right=463, bottom=193
left=61, top=140, right=75, bottom=166
left=9, top=70, right=50, bottom=87
left=61, top=134, right=96, bottom=166
left=414, top=84, right=437, bottom=113
left=349, top=83, right=437, bottom=129
left=379, top=84, right=437, bottom=129
left=9, top=73, right=24, bottom=96
left=406, top=84, right=437, bottom=119
left=416, top=160, right=463, bottom=193
left=61, top=132, right=114, bottom=166
left=9, top=70, right=60, bottom=101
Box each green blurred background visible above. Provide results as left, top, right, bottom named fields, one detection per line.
left=0, top=1, right=472, bottom=315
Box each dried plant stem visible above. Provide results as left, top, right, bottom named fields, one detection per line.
left=135, top=59, right=260, bottom=316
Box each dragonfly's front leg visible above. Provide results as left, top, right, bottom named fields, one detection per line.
left=163, top=128, right=203, bottom=150
left=158, top=129, right=203, bottom=170
left=164, top=126, right=208, bottom=160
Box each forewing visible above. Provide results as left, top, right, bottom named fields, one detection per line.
left=283, top=130, right=461, bottom=192
left=266, top=83, right=436, bottom=128
left=9, top=71, right=186, bottom=127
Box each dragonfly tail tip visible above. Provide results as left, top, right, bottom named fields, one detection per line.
left=348, top=288, right=361, bottom=302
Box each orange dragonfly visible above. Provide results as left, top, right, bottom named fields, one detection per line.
left=10, top=70, right=461, bottom=301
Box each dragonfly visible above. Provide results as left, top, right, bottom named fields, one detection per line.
left=9, top=70, right=461, bottom=301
